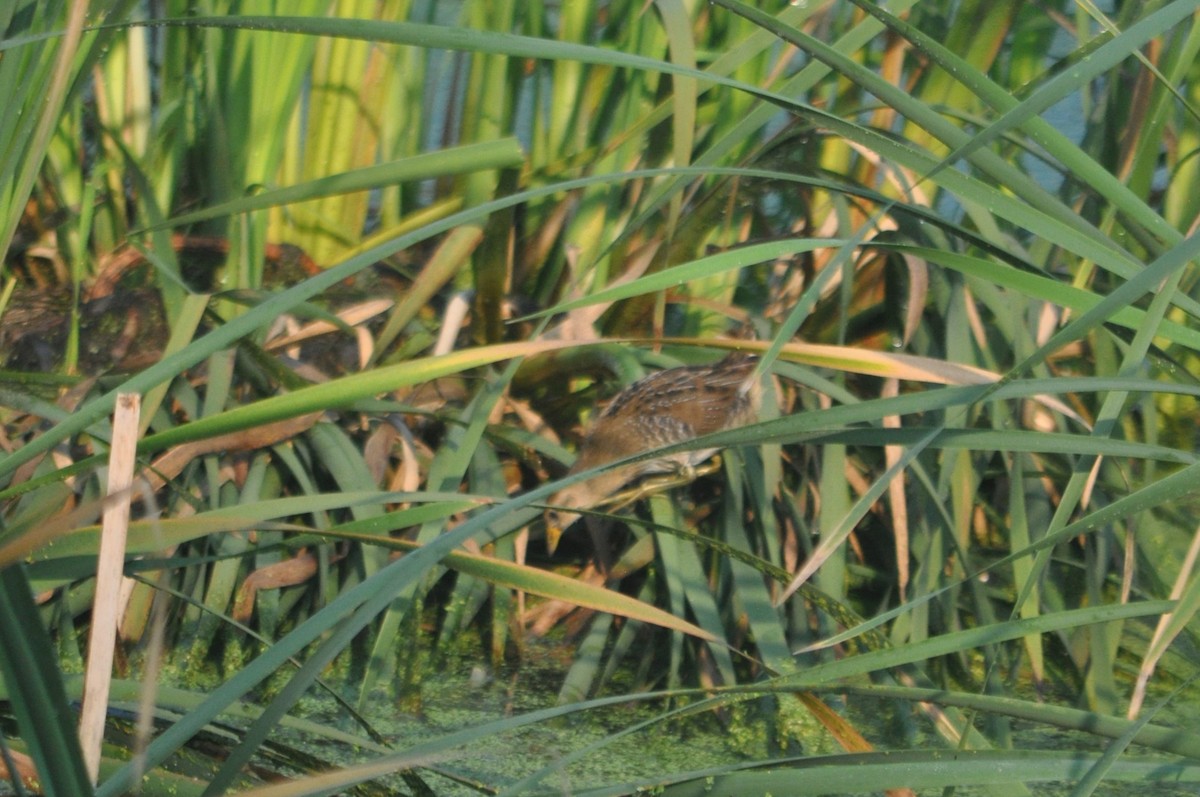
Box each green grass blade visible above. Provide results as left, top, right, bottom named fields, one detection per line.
left=0, top=564, right=92, bottom=794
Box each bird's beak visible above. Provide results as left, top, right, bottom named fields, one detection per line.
left=543, top=508, right=580, bottom=554
left=545, top=514, right=562, bottom=554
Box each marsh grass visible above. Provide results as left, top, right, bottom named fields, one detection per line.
left=2, top=0, right=1200, bottom=794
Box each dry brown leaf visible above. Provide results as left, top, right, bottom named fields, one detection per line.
left=146, top=412, right=322, bottom=492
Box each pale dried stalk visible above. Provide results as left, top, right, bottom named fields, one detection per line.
left=79, top=393, right=140, bottom=784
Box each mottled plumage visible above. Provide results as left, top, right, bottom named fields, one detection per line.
left=545, top=352, right=762, bottom=551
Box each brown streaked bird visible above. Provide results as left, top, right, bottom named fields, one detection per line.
left=544, top=352, right=763, bottom=553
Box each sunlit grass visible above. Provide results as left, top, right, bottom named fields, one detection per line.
left=2, top=0, right=1200, bottom=793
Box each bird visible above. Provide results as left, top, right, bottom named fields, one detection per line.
left=544, top=351, right=763, bottom=555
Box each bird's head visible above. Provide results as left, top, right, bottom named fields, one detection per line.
left=543, top=461, right=638, bottom=553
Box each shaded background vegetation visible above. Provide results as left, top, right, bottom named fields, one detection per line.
left=2, top=0, right=1200, bottom=794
